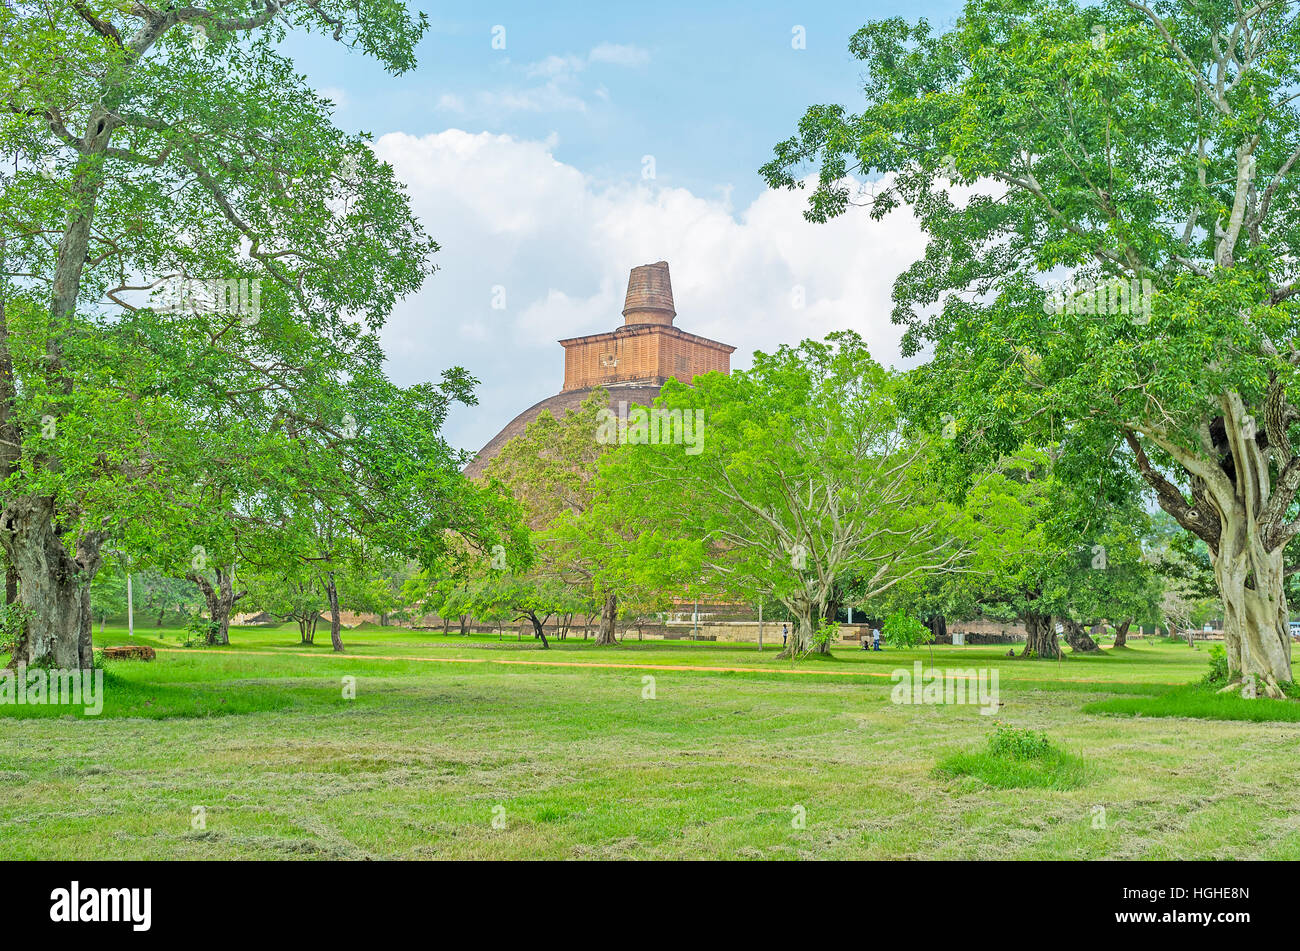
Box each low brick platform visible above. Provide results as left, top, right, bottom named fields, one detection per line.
left=102, top=645, right=156, bottom=661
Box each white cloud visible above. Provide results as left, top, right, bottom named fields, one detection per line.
left=373, top=130, right=929, bottom=456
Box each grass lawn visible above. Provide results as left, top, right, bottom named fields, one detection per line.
left=2, top=624, right=1298, bottom=859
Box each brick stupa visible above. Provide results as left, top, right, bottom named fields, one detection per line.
left=465, top=261, right=734, bottom=478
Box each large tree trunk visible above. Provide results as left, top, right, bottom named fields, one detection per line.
left=1128, top=396, right=1296, bottom=692
left=1213, top=521, right=1291, bottom=689
left=1020, top=611, right=1061, bottom=659
left=0, top=113, right=113, bottom=671
left=777, top=599, right=816, bottom=659
left=807, top=588, right=844, bottom=655
left=595, top=591, right=618, bottom=646
left=326, top=572, right=344, bottom=653
left=1061, top=617, right=1102, bottom=653
left=0, top=498, right=102, bottom=669
left=925, top=614, right=947, bottom=642
left=1113, top=619, right=1131, bottom=648
left=186, top=564, right=244, bottom=646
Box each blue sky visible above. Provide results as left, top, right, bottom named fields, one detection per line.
left=285, top=1, right=964, bottom=454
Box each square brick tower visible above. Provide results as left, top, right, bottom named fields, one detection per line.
left=558, top=261, right=735, bottom=391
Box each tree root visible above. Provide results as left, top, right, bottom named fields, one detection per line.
left=1218, top=675, right=1288, bottom=699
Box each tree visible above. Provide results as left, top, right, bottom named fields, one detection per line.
left=244, top=566, right=325, bottom=645
left=600, top=331, right=966, bottom=658
left=486, top=389, right=621, bottom=641
left=0, top=0, right=435, bottom=667
left=764, top=1, right=1300, bottom=691
left=185, top=564, right=246, bottom=646
left=245, top=365, right=510, bottom=652
left=932, top=448, right=1159, bottom=659
left=882, top=609, right=934, bottom=652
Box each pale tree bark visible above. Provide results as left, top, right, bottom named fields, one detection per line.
left=777, top=596, right=817, bottom=660
left=1127, top=414, right=1294, bottom=694
left=0, top=3, right=316, bottom=674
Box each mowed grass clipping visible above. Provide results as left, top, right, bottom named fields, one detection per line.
left=4, top=626, right=1300, bottom=859
left=934, top=725, right=1092, bottom=790
left=1084, top=684, right=1300, bottom=722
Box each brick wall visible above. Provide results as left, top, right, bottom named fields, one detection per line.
left=560, top=325, right=734, bottom=392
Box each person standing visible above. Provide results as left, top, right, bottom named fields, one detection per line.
left=782, top=624, right=788, bottom=647
left=872, top=626, right=882, bottom=651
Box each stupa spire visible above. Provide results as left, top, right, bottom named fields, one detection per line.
left=622, top=260, right=676, bottom=326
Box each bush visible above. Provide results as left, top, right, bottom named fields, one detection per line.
left=1201, top=644, right=1229, bottom=686
left=183, top=613, right=217, bottom=648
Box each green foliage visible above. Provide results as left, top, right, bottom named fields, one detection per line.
left=183, top=613, right=216, bottom=648
left=597, top=331, right=964, bottom=655
left=0, top=0, right=482, bottom=660
left=90, top=561, right=130, bottom=624
left=762, top=1, right=1300, bottom=682
left=482, top=390, right=677, bottom=640
left=799, top=620, right=840, bottom=659
left=1202, top=644, right=1230, bottom=686
left=882, top=610, right=932, bottom=650
left=0, top=600, right=29, bottom=655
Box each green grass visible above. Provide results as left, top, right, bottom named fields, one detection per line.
left=1084, top=684, right=1300, bottom=722
left=2, top=624, right=1298, bottom=859
left=934, top=725, right=1092, bottom=790
left=0, top=665, right=315, bottom=720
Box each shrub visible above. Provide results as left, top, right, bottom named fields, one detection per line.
left=183, top=614, right=217, bottom=648
left=1201, top=644, right=1229, bottom=686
